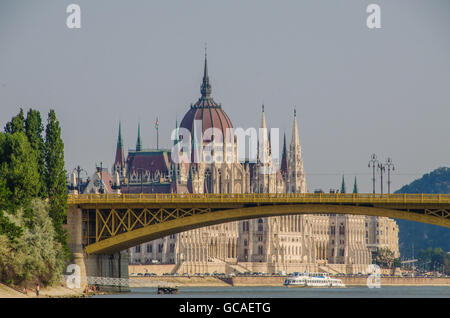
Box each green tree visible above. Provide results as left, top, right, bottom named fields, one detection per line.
left=375, top=248, right=396, bottom=268
left=0, top=132, right=39, bottom=216
left=4, top=108, right=25, bottom=135
left=0, top=199, right=66, bottom=285
left=44, top=110, right=68, bottom=256
left=25, top=109, right=46, bottom=198
left=0, top=179, right=22, bottom=241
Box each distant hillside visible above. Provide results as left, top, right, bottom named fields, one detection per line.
left=394, top=167, right=450, bottom=258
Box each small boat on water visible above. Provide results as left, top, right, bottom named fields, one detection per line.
left=157, top=286, right=179, bottom=294
left=283, top=272, right=345, bottom=288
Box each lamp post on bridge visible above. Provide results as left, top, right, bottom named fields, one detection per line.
left=377, top=162, right=386, bottom=194
left=96, top=162, right=104, bottom=194
left=385, top=157, right=395, bottom=194
left=72, top=165, right=88, bottom=194
left=368, top=154, right=378, bottom=194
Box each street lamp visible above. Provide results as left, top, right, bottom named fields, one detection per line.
left=96, top=162, right=104, bottom=194
left=377, top=162, right=386, bottom=194
left=368, top=154, right=378, bottom=194
left=72, top=165, right=88, bottom=194
left=385, top=157, right=395, bottom=194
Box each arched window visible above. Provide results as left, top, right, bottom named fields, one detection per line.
left=258, top=219, right=263, bottom=232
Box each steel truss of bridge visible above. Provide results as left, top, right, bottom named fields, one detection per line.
left=67, top=193, right=450, bottom=254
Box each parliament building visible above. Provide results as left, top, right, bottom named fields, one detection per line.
left=76, top=55, right=399, bottom=275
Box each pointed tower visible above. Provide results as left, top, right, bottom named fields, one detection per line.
left=340, top=175, right=346, bottom=194
left=136, top=123, right=142, bottom=152
left=257, top=104, right=275, bottom=193
left=353, top=176, right=359, bottom=194
left=200, top=50, right=212, bottom=99
left=280, top=132, right=288, bottom=181
left=113, top=122, right=126, bottom=177
left=288, top=109, right=307, bottom=193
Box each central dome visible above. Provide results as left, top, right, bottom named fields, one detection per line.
left=180, top=55, right=233, bottom=141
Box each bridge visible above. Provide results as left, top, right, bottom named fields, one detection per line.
left=68, top=192, right=450, bottom=254
left=65, top=192, right=450, bottom=290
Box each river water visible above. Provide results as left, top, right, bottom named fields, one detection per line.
left=93, top=286, right=450, bottom=298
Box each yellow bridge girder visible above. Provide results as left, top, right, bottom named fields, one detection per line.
left=67, top=193, right=450, bottom=255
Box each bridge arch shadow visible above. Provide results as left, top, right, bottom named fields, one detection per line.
left=85, top=204, right=450, bottom=254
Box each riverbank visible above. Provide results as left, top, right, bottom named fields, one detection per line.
left=0, top=282, right=87, bottom=298
left=130, top=276, right=450, bottom=287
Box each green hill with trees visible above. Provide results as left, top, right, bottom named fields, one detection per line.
left=395, top=167, right=450, bottom=259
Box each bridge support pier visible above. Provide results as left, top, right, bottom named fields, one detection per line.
left=67, top=206, right=130, bottom=292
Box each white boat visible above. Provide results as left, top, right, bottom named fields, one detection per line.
left=283, top=272, right=345, bottom=288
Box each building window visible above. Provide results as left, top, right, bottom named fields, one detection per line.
left=258, top=219, right=263, bottom=232
left=244, top=239, right=248, bottom=246
left=135, top=245, right=141, bottom=253
left=147, top=244, right=152, bottom=253
left=330, top=226, right=335, bottom=235
left=258, top=245, right=264, bottom=256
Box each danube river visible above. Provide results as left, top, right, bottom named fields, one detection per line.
left=93, top=286, right=450, bottom=298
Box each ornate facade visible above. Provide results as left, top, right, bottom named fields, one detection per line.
left=106, top=55, right=399, bottom=274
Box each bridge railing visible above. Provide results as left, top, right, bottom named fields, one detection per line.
left=67, top=192, right=450, bottom=204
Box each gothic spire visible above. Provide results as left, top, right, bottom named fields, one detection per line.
left=114, top=121, right=125, bottom=171
left=341, top=174, right=346, bottom=194
left=200, top=49, right=212, bottom=98
left=261, top=104, right=267, bottom=129
left=353, top=176, right=359, bottom=194
left=118, top=121, right=123, bottom=148
left=291, top=108, right=300, bottom=148
left=280, top=132, right=288, bottom=177
left=136, top=123, right=142, bottom=151
left=288, top=107, right=307, bottom=193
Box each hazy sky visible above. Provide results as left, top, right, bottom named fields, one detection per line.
left=0, top=0, right=449, bottom=193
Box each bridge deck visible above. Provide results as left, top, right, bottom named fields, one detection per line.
left=68, top=193, right=450, bottom=206
left=66, top=193, right=450, bottom=254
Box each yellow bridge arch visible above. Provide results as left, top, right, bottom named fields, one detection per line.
left=67, top=193, right=450, bottom=255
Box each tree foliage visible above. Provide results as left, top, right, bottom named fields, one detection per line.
left=374, top=248, right=400, bottom=269
left=0, top=131, right=40, bottom=215
left=44, top=110, right=68, bottom=255
left=0, top=108, right=69, bottom=286
left=25, top=109, right=46, bottom=198
left=417, top=247, right=450, bottom=275
left=4, top=108, right=25, bottom=135
left=0, top=199, right=66, bottom=285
